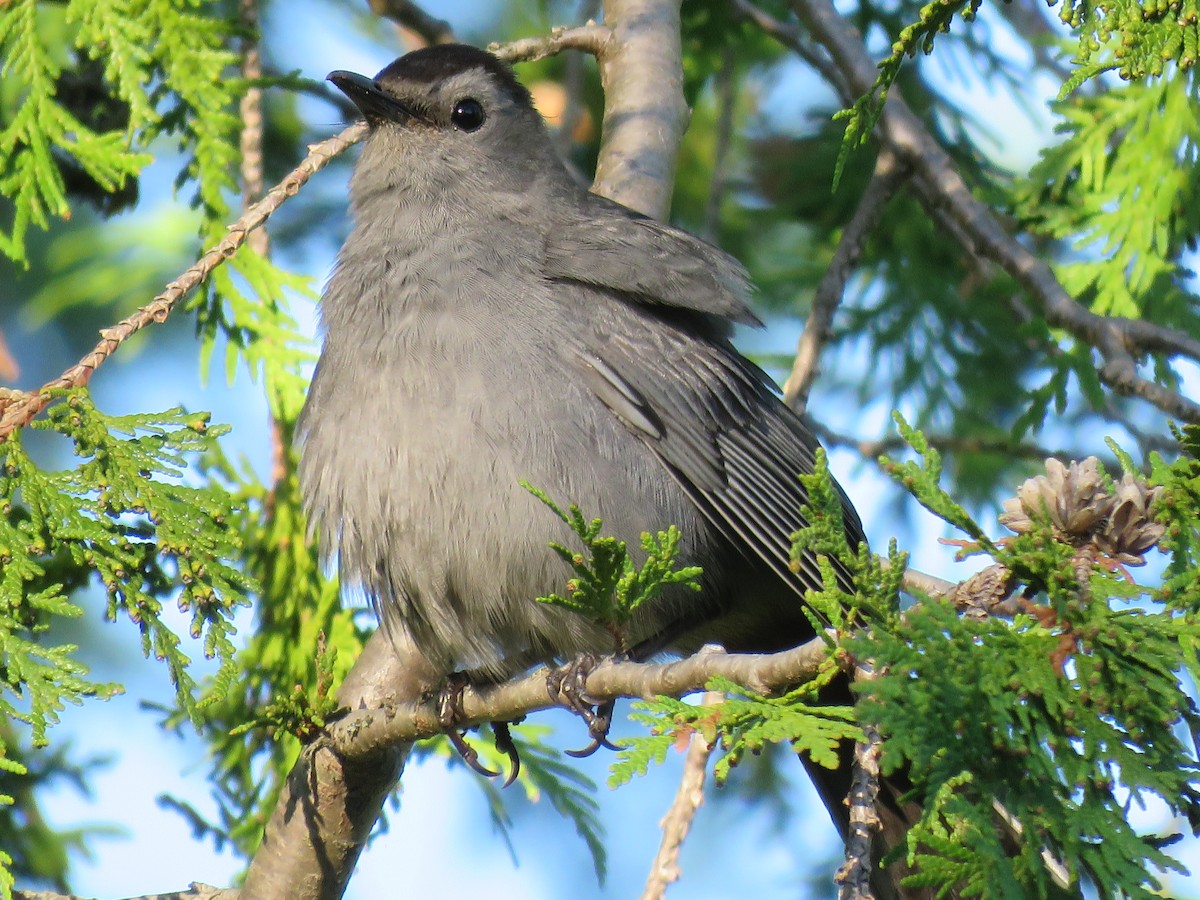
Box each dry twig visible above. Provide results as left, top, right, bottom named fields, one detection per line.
left=0, top=122, right=368, bottom=441
left=835, top=721, right=883, bottom=900
left=640, top=692, right=722, bottom=900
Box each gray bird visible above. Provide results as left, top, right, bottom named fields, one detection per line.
left=298, top=43, right=865, bottom=783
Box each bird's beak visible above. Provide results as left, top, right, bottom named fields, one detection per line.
left=327, top=70, right=417, bottom=125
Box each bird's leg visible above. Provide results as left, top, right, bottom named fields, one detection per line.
left=547, top=653, right=621, bottom=758
left=437, top=672, right=522, bottom=786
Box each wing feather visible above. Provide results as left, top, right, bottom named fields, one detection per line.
left=578, top=319, right=864, bottom=599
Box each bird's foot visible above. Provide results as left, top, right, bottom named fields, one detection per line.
left=438, top=672, right=520, bottom=787
left=547, top=653, right=620, bottom=758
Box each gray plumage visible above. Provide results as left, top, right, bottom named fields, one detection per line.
left=298, top=44, right=864, bottom=685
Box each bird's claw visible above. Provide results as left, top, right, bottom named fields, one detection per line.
left=491, top=720, right=521, bottom=787
left=438, top=673, right=520, bottom=785
left=548, top=654, right=620, bottom=756
left=564, top=699, right=620, bottom=757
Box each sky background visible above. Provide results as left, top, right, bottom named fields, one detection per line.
left=5, top=0, right=1197, bottom=897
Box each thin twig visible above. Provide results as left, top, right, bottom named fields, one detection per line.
left=641, top=691, right=722, bottom=900
left=366, top=0, right=455, bottom=45
left=812, top=421, right=1070, bottom=464
left=239, top=0, right=268, bottom=257
left=784, top=148, right=908, bottom=413
left=779, top=0, right=1200, bottom=423
left=730, top=0, right=847, bottom=96
left=835, top=720, right=883, bottom=900
left=490, top=23, right=613, bottom=65
left=0, top=122, right=368, bottom=441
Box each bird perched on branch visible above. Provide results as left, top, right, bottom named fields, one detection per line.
left=298, top=39, right=870, bottom=823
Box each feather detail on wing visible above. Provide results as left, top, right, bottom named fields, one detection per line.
left=576, top=326, right=865, bottom=599
left=544, top=194, right=762, bottom=326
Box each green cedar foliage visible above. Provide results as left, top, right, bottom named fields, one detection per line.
left=524, top=482, right=704, bottom=651
left=862, top=417, right=1200, bottom=897
left=839, top=0, right=1200, bottom=167
left=610, top=450, right=902, bottom=811
left=0, top=0, right=239, bottom=262
left=0, top=391, right=253, bottom=892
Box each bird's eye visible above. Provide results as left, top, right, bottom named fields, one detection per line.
left=450, top=98, right=485, bottom=132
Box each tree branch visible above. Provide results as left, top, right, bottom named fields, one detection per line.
left=328, top=640, right=830, bottom=759
left=239, top=0, right=268, bottom=257
left=783, top=0, right=1200, bottom=423
left=729, top=0, right=847, bottom=96
left=812, top=422, right=1072, bottom=465
left=0, top=122, right=368, bottom=441
left=14, top=886, right=237, bottom=900
left=365, top=0, right=455, bottom=45
left=640, top=691, right=721, bottom=900
left=738, top=0, right=1200, bottom=424
left=593, top=0, right=689, bottom=218
left=490, top=23, right=612, bottom=65
left=239, top=631, right=421, bottom=900
left=784, top=148, right=908, bottom=414
left=835, top=720, right=883, bottom=900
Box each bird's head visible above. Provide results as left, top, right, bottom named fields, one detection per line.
left=329, top=44, right=568, bottom=208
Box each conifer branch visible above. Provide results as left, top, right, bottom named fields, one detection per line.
left=741, top=0, right=1200, bottom=424
left=367, top=0, right=457, bottom=45
left=0, top=122, right=367, bottom=441
left=784, top=148, right=909, bottom=414
left=789, top=0, right=1200, bottom=421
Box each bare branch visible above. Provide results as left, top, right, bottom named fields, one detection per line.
left=329, top=639, right=830, bottom=759
left=366, top=0, right=455, bottom=45
left=239, top=630, right=422, bottom=900
left=0, top=122, right=368, bottom=441
left=813, top=422, right=1072, bottom=465
left=239, top=0, right=268, bottom=257
left=784, top=148, right=909, bottom=413
left=835, top=721, right=883, bottom=900
left=641, top=691, right=722, bottom=900
left=491, top=23, right=612, bottom=65
left=730, top=0, right=847, bottom=96
left=593, top=0, right=689, bottom=218
left=779, top=0, right=1200, bottom=423
left=14, top=886, right=237, bottom=900
left=898, top=567, right=956, bottom=599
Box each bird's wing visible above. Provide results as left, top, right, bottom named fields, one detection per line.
left=575, top=317, right=865, bottom=598
left=543, top=194, right=762, bottom=326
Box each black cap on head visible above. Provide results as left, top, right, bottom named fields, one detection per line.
left=373, top=44, right=531, bottom=108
